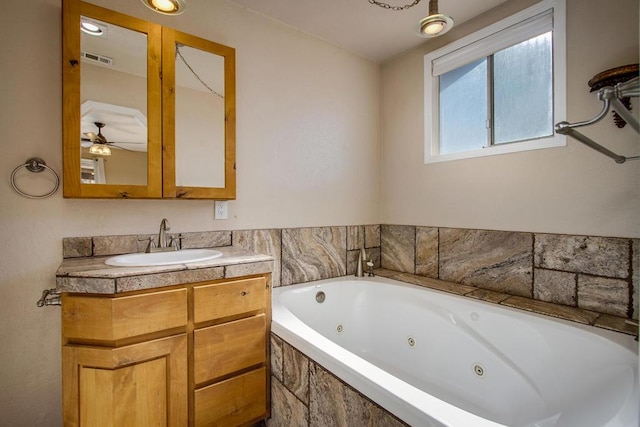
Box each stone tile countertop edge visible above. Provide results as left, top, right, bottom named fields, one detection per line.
left=56, top=246, right=274, bottom=294
left=374, top=269, right=638, bottom=338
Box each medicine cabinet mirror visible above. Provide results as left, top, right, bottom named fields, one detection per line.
left=62, top=0, right=236, bottom=199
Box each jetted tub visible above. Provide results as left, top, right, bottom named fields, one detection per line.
left=271, top=276, right=639, bottom=427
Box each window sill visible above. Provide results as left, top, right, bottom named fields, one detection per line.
left=425, top=135, right=566, bottom=164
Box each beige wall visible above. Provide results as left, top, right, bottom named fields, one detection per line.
left=0, top=0, right=380, bottom=425
left=381, top=0, right=640, bottom=238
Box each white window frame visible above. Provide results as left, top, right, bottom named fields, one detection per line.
left=424, top=0, right=566, bottom=164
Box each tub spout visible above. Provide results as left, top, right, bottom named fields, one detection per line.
left=356, top=247, right=366, bottom=277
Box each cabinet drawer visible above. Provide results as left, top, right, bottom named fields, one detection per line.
left=193, top=277, right=266, bottom=323
left=63, top=288, right=188, bottom=342
left=194, top=314, right=266, bottom=384
left=195, top=367, right=266, bottom=427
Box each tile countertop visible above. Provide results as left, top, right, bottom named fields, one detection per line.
left=56, top=246, right=274, bottom=294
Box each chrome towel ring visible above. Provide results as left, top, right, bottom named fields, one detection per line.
left=10, top=157, right=60, bottom=199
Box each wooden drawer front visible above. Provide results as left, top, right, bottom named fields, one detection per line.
left=63, top=289, right=187, bottom=342
left=193, top=277, right=266, bottom=323
left=195, top=367, right=266, bottom=427
left=194, top=314, right=266, bottom=384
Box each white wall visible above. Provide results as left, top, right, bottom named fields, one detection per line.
left=381, top=0, right=640, bottom=238
left=0, top=0, right=380, bottom=425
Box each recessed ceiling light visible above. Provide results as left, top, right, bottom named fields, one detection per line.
left=80, top=19, right=107, bottom=36
left=140, top=0, right=186, bottom=15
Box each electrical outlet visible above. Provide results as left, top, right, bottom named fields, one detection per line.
left=214, top=201, right=228, bottom=220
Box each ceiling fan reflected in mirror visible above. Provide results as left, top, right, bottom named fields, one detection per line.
left=81, top=122, right=145, bottom=156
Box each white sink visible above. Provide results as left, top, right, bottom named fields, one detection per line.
left=105, top=249, right=223, bottom=267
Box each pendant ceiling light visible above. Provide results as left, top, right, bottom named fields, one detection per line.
left=416, top=0, right=454, bottom=38
left=368, top=0, right=453, bottom=38
left=140, top=0, right=186, bottom=15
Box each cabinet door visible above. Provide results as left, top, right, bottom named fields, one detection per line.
left=63, top=334, right=187, bottom=427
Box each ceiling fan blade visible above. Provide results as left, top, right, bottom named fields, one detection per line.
left=108, top=141, right=146, bottom=145
left=109, top=145, right=138, bottom=152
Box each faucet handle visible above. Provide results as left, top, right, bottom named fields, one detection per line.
left=169, top=233, right=183, bottom=250
left=138, top=236, right=157, bottom=253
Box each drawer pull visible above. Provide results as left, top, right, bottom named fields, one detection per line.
left=241, top=291, right=248, bottom=296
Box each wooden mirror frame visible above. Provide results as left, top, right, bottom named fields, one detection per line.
left=162, top=29, right=236, bottom=199
left=62, top=0, right=236, bottom=199
left=62, top=0, right=162, bottom=198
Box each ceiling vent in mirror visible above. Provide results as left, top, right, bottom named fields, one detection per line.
left=81, top=51, right=113, bottom=67
left=141, top=0, right=186, bottom=15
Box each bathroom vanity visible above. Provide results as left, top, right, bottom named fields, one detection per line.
left=56, top=246, right=273, bottom=426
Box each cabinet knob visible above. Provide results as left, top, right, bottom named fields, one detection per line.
left=240, top=291, right=248, bottom=296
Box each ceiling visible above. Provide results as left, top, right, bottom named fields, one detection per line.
left=228, top=0, right=511, bottom=63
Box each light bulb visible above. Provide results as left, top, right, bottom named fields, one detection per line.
left=422, top=20, right=445, bottom=35
left=151, top=0, right=178, bottom=12
left=416, top=14, right=454, bottom=38
left=89, top=144, right=111, bottom=156
left=141, top=0, right=186, bottom=15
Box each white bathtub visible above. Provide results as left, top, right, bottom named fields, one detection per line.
left=271, top=276, right=639, bottom=427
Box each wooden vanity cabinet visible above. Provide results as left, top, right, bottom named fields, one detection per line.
left=61, top=275, right=270, bottom=427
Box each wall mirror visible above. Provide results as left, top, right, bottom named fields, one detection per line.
left=62, top=0, right=236, bottom=199
left=162, top=29, right=236, bottom=199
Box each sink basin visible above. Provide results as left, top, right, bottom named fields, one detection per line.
left=105, top=249, right=223, bottom=267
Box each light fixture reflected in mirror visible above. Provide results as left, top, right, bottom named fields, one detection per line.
left=88, top=143, right=111, bottom=156
left=140, top=0, right=186, bottom=15
left=417, top=0, right=454, bottom=38
left=80, top=18, right=107, bottom=36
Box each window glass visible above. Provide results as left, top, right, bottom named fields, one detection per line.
left=439, top=58, right=488, bottom=154
left=493, top=32, right=553, bottom=144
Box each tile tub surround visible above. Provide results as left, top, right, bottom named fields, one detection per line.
left=381, top=225, right=639, bottom=321
left=63, top=224, right=638, bottom=320
left=268, top=334, right=408, bottom=427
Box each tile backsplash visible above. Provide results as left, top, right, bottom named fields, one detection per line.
left=63, top=224, right=638, bottom=321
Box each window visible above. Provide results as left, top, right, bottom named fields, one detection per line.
left=424, top=0, right=566, bottom=163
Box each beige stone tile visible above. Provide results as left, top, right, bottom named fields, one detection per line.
left=364, top=224, right=381, bottom=248
left=309, top=363, right=407, bottom=427
left=346, top=226, right=364, bottom=251
left=270, top=334, right=283, bottom=383
left=93, top=235, right=139, bottom=256
left=577, top=275, right=629, bottom=317
left=281, top=227, right=346, bottom=286
left=233, top=229, right=282, bottom=287
left=392, top=272, right=476, bottom=296
left=380, top=225, right=415, bottom=273
left=267, top=378, right=309, bottom=427
left=466, top=289, right=511, bottom=304
left=115, top=267, right=224, bottom=292
left=593, top=314, right=638, bottom=336
left=415, top=227, right=438, bottom=278
left=533, top=269, right=577, bottom=306
left=283, top=341, right=309, bottom=404
left=439, top=228, right=533, bottom=297
left=62, top=237, right=92, bottom=258
left=180, top=231, right=231, bottom=249
left=534, top=234, right=630, bottom=278
left=224, top=261, right=273, bottom=279
left=56, top=276, right=116, bottom=294
left=501, top=296, right=599, bottom=325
